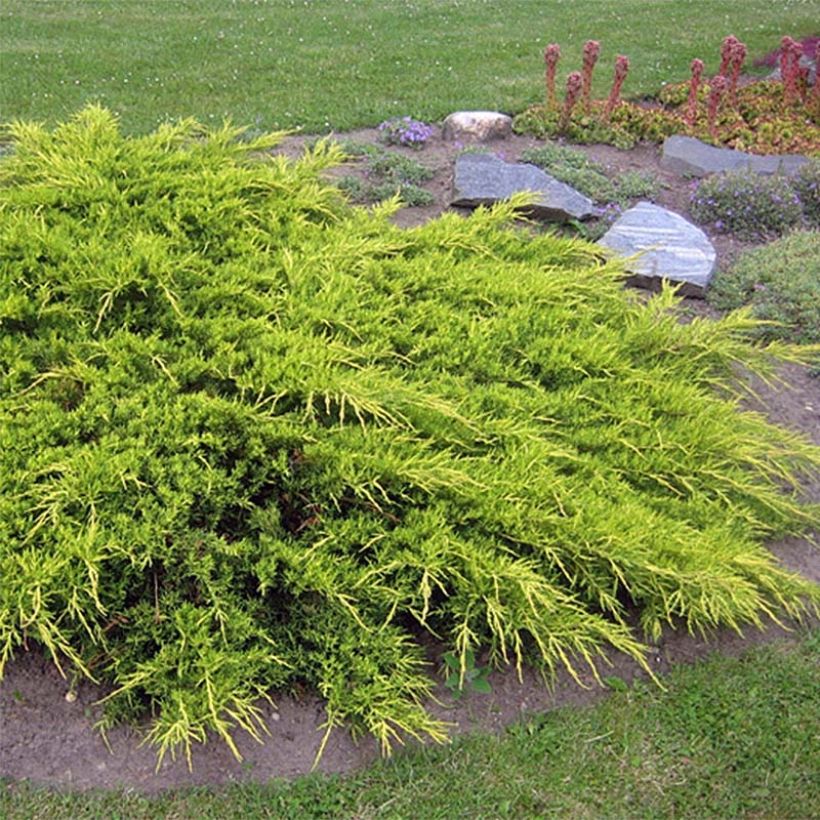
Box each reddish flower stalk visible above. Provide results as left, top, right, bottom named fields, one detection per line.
left=810, top=43, right=820, bottom=118
left=780, top=35, right=802, bottom=106
left=559, top=71, right=583, bottom=132
left=707, top=75, right=727, bottom=138
left=603, top=55, right=630, bottom=120
left=718, top=35, right=739, bottom=76
left=544, top=43, right=561, bottom=110
left=581, top=39, right=601, bottom=112
left=728, top=40, right=747, bottom=105
left=685, top=58, right=704, bottom=125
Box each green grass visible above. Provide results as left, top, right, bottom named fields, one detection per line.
left=1, top=1, right=817, bottom=134
left=3, top=630, right=819, bottom=819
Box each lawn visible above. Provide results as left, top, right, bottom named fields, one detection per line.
left=1, top=1, right=819, bottom=817
left=3, top=630, right=819, bottom=818
left=0, top=0, right=818, bottom=134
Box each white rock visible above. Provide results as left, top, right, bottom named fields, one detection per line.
left=442, top=111, right=512, bottom=142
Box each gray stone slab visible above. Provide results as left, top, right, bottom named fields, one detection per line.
left=451, top=153, right=594, bottom=222
left=598, top=201, right=717, bottom=297
left=661, top=135, right=812, bottom=179
left=748, top=153, right=810, bottom=176
left=661, top=135, right=751, bottom=178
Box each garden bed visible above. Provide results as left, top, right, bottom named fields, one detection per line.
left=0, top=115, right=817, bottom=793
left=280, top=124, right=775, bottom=266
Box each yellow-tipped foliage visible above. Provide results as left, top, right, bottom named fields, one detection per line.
left=0, top=107, right=818, bottom=765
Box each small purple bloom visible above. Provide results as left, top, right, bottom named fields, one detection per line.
left=377, top=117, right=433, bottom=149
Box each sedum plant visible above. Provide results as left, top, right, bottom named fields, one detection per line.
left=1, top=107, right=819, bottom=768
left=336, top=148, right=435, bottom=208
left=516, top=36, right=820, bottom=155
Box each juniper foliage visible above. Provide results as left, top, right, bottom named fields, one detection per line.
left=1, top=107, right=818, bottom=767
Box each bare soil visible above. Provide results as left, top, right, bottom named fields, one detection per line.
left=279, top=124, right=762, bottom=270
left=1, top=126, right=817, bottom=794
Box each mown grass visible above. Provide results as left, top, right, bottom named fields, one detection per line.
left=1, top=0, right=818, bottom=135
left=3, top=630, right=819, bottom=819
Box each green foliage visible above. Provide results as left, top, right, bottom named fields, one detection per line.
left=332, top=139, right=382, bottom=158
left=367, top=152, right=433, bottom=185
left=521, top=143, right=618, bottom=202
left=442, top=649, right=492, bottom=699
left=616, top=169, right=662, bottom=202
left=792, top=159, right=820, bottom=228
left=335, top=146, right=434, bottom=207
left=657, top=79, right=820, bottom=156
left=371, top=182, right=434, bottom=207
left=689, top=170, right=805, bottom=240
left=514, top=75, right=820, bottom=156
left=1, top=107, right=819, bottom=767
left=521, top=142, right=662, bottom=207
left=707, top=231, right=820, bottom=346
left=513, top=104, right=643, bottom=150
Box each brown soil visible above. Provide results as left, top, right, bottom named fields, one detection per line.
left=1, top=127, right=817, bottom=794
left=280, top=124, right=762, bottom=270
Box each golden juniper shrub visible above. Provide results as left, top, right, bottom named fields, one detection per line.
left=1, top=107, right=818, bottom=766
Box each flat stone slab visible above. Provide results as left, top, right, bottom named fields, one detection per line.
left=748, top=153, right=811, bottom=176
left=661, top=136, right=751, bottom=177
left=598, top=201, right=716, bottom=297
left=442, top=111, right=513, bottom=142
left=451, top=153, right=594, bottom=222
left=661, top=135, right=809, bottom=178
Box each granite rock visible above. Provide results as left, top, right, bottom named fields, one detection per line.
left=598, top=201, right=717, bottom=297
left=442, top=111, right=513, bottom=142
left=451, top=153, right=594, bottom=222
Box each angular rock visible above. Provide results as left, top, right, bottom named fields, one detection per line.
left=451, top=153, right=594, bottom=222
left=661, top=135, right=751, bottom=177
left=661, top=135, right=810, bottom=178
left=598, top=201, right=716, bottom=297
left=442, top=111, right=513, bottom=142
left=748, top=153, right=809, bottom=176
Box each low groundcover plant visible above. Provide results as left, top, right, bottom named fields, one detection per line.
left=336, top=146, right=435, bottom=207
left=707, top=231, right=820, bottom=346
left=689, top=170, right=805, bottom=240
left=1, top=107, right=818, bottom=769
left=377, top=116, right=434, bottom=148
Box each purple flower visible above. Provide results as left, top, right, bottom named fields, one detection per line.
left=378, top=117, right=433, bottom=148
